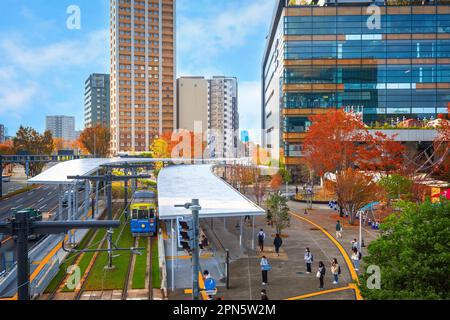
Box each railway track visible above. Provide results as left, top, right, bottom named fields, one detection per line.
left=122, top=237, right=138, bottom=300
left=147, top=237, right=153, bottom=300
left=121, top=236, right=153, bottom=300
left=74, top=234, right=109, bottom=300
left=47, top=229, right=100, bottom=300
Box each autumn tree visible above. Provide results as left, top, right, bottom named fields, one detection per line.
left=359, top=131, right=406, bottom=174
left=334, top=169, right=385, bottom=225
left=0, top=140, right=14, bottom=173
left=303, top=109, right=368, bottom=176
left=252, top=167, right=267, bottom=206
left=432, top=120, right=450, bottom=182
left=12, top=126, right=54, bottom=176
left=78, top=125, right=111, bottom=157
left=303, top=109, right=405, bottom=176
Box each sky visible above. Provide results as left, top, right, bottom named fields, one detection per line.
left=0, top=0, right=275, bottom=140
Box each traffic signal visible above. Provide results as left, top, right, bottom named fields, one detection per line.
left=177, top=217, right=194, bottom=252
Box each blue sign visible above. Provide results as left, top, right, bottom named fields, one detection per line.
left=204, top=278, right=216, bottom=291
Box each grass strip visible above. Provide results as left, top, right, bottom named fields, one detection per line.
left=131, top=237, right=148, bottom=289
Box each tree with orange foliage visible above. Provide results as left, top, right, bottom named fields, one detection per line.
left=358, top=131, right=406, bottom=174
left=334, top=169, right=385, bottom=225
left=0, top=140, right=14, bottom=173
left=303, top=109, right=405, bottom=175
left=78, top=125, right=111, bottom=157
left=270, top=173, right=283, bottom=191
left=432, top=120, right=450, bottom=181
left=303, top=109, right=368, bottom=176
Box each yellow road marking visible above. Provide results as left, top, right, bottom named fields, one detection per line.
left=286, top=285, right=354, bottom=300
left=167, top=253, right=213, bottom=260
left=290, top=212, right=363, bottom=300
left=183, top=272, right=210, bottom=300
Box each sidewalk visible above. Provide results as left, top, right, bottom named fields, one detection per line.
left=164, top=199, right=379, bottom=301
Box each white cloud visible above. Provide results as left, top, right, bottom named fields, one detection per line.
left=177, top=0, right=274, bottom=68
left=0, top=29, right=109, bottom=130
left=0, top=29, right=109, bottom=74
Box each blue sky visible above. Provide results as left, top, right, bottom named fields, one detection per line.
left=0, top=0, right=274, bottom=138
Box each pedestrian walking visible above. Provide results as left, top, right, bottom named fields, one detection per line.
left=273, top=233, right=283, bottom=256
left=304, top=208, right=308, bottom=215
left=257, top=229, right=266, bottom=253
left=317, top=261, right=326, bottom=289
left=351, top=238, right=359, bottom=251
left=260, top=256, right=271, bottom=285
left=295, top=186, right=299, bottom=195
left=199, top=234, right=209, bottom=255
left=351, top=248, right=362, bottom=271
left=261, top=289, right=269, bottom=301
left=304, top=247, right=313, bottom=273
left=335, top=220, right=343, bottom=239
left=331, top=258, right=341, bottom=285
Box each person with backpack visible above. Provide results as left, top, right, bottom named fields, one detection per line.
left=273, top=234, right=283, bottom=256
left=304, top=247, right=313, bottom=273
left=317, top=261, right=326, bottom=289
left=257, top=229, right=266, bottom=253
left=331, top=258, right=341, bottom=284
left=351, top=247, right=362, bottom=271
left=260, top=256, right=271, bottom=285
left=335, top=220, right=343, bottom=239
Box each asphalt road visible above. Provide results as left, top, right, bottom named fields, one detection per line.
left=0, top=185, right=89, bottom=274
left=0, top=185, right=61, bottom=221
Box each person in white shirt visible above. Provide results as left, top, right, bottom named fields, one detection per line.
left=304, top=247, right=313, bottom=273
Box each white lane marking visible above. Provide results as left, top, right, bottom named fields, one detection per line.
left=38, top=197, right=45, bottom=203
left=15, top=198, right=23, bottom=203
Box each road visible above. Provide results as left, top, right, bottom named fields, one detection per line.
left=0, top=185, right=89, bottom=275
left=0, top=185, right=61, bottom=221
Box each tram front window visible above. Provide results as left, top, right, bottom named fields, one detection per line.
left=132, top=209, right=150, bottom=220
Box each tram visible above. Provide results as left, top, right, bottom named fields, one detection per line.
left=130, top=189, right=157, bottom=237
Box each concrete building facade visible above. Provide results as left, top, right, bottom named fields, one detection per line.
left=84, top=73, right=111, bottom=128
left=0, top=124, right=5, bottom=143
left=176, top=77, right=209, bottom=133
left=110, top=0, right=176, bottom=154
left=46, top=116, right=76, bottom=141
left=208, top=77, right=239, bottom=159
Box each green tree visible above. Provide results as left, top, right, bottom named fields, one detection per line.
left=13, top=126, right=54, bottom=176
left=378, top=174, right=413, bottom=203
left=265, top=193, right=291, bottom=235
left=359, top=200, right=450, bottom=300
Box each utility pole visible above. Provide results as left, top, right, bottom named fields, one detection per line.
left=175, top=199, right=201, bottom=300
left=0, top=212, right=119, bottom=300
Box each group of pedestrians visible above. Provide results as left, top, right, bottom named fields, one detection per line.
left=255, top=217, right=364, bottom=298
left=304, top=248, right=342, bottom=289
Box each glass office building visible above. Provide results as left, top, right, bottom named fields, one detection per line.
left=262, top=0, right=450, bottom=167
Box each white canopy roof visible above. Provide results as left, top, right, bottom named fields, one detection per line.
left=157, top=164, right=265, bottom=220
left=27, top=158, right=166, bottom=185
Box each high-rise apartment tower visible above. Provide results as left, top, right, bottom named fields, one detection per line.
left=110, top=0, right=176, bottom=154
